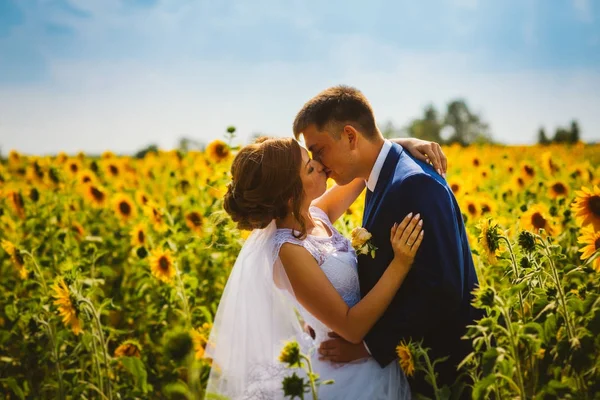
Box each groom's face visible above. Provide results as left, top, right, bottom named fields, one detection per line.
left=301, top=124, right=358, bottom=186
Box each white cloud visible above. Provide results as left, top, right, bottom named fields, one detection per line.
left=572, top=0, right=593, bottom=23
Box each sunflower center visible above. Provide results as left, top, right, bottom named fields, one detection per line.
left=109, top=165, right=119, bottom=175
left=12, top=192, right=24, bottom=208
left=119, top=201, right=132, bottom=216
left=158, top=256, right=170, bottom=271
left=552, top=183, right=566, bottom=194
left=517, top=177, right=524, bottom=187
left=70, top=163, right=78, bottom=173
left=468, top=204, right=477, bottom=215
left=531, top=212, right=546, bottom=229
left=595, top=237, right=600, bottom=251
left=188, top=213, right=202, bottom=227
left=482, top=204, right=491, bottom=214
left=524, top=165, right=535, bottom=177
left=215, top=145, right=228, bottom=158
left=83, top=176, right=91, bottom=183
left=473, top=158, right=480, bottom=167
left=508, top=166, right=514, bottom=173
left=91, top=187, right=105, bottom=201
left=138, top=230, right=145, bottom=243
left=590, top=195, right=600, bottom=217
left=451, top=183, right=460, bottom=193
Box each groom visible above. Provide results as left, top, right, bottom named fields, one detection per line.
left=293, top=86, right=484, bottom=396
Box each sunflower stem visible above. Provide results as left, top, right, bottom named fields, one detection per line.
left=22, top=250, right=48, bottom=295
left=81, top=298, right=113, bottom=400
left=300, top=354, right=319, bottom=400
left=498, top=297, right=527, bottom=399
left=499, top=236, right=527, bottom=320
left=39, top=318, right=65, bottom=400
left=175, top=262, right=192, bottom=327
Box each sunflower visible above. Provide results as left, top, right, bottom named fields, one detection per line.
left=77, top=169, right=96, bottom=186
left=520, top=204, right=558, bottom=236
left=64, top=158, right=82, bottom=176
left=447, top=178, right=462, bottom=196
left=462, top=196, right=480, bottom=220
left=130, top=223, right=147, bottom=247
left=149, top=248, right=176, bottom=283
left=103, top=160, right=121, bottom=179
left=185, top=211, right=203, bottom=234
left=83, top=184, right=108, bottom=208
left=577, top=225, right=600, bottom=272
left=55, top=152, right=69, bottom=164
left=143, top=203, right=168, bottom=232
left=541, top=151, right=560, bottom=177
left=52, top=278, right=83, bottom=335
left=8, top=150, right=21, bottom=167
left=101, top=151, right=116, bottom=159
left=112, top=193, right=137, bottom=223
left=70, top=222, right=85, bottom=239
left=477, top=218, right=501, bottom=264
left=191, top=323, right=211, bottom=360
left=395, top=341, right=415, bottom=377
left=478, top=195, right=497, bottom=216
left=520, top=162, right=536, bottom=181
left=1, top=239, right=28, bottom=279
left=135, top=190, right=151, bottom=207
left=6, top=189, right=25, bottom=219
left=114, top=340, right=142, bottom=358
left=548, top=180, right=569, bottom=199
left=571, top=185, right=600, bottom=230
left=512, top=175, right=526, bottom=191
left=205, top=140, right=230, bottom=163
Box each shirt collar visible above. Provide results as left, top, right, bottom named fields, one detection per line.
left=366, top=139, right=393, bottom=192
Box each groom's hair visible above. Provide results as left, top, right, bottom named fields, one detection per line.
left=293, top=85, right=378, bottom=141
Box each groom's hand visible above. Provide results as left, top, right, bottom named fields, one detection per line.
left=318, top=332, right=369, bottom=363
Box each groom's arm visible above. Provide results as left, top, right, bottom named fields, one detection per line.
left=364, top=173, right=464, bottom=367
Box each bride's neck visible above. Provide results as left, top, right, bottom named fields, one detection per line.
left=276, top=205, right=315, bottom=231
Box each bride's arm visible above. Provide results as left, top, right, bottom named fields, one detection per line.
left=279, top=213, right=424, bottom=344
left=312, top=138, right=448, bottom=224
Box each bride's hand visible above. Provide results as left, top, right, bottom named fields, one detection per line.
left=391, top=137, right=447, bottom=178
left=391, top=213, right=424, bottom=270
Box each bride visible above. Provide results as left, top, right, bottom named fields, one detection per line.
left=204, top=136, right=443, bottom=399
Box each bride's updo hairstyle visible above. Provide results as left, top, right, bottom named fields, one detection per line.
left=223, top=137, right=308, bottom=238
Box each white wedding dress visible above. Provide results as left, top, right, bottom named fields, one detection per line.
left=270, top=206, right=411, bottom=399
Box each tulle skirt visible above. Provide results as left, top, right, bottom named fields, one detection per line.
left=308, top=349, right=411, bottom=400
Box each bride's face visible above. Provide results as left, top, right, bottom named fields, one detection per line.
left=298, top=146, right=327, bottom=202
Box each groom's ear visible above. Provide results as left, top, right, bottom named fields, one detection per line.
left=343, top=125, right=359, bottom=149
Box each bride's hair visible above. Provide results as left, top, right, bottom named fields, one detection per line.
left=223, top=137, right=308, bottom=237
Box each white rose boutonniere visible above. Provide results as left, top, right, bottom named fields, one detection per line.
left=351, top=227, right=378, bottom=258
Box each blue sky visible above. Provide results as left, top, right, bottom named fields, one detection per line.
left=0, top=0, right=599, bottom=154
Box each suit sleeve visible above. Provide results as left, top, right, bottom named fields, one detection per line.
left=364, top=173, right=464, bottom=367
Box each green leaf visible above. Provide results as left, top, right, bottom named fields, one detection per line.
left=481, top=348, right=499, bottom=376
left=1, top=378, right=25, bottom=400
left=472, top=374, right=496, bottom=400
left=119, top=356, right=149, bottom=393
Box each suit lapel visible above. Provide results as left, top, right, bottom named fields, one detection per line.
left=363, top=143, right=403, bottom=228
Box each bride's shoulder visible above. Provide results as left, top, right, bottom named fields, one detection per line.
left=309, top=205, right=331, bottom=223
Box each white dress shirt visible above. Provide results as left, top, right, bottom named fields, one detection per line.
left=365, top=139, right=393, bottom=192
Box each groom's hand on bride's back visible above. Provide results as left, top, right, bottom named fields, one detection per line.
left=318, top=332, right=369, bottom=363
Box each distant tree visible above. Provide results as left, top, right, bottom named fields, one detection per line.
left=379, top=121, right=405, bottom=139
left=570, top=120, right=580, bottom=143
left=553, top=127, right=572, bottom=144
left=538, top=127, right=550, bottom=145
left=134, top=144, right=159, bottom=159
left=406, top=105, right=443, bottom=142
left=443, top=100, right=491, bottom=145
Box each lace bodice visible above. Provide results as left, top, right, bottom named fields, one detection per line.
left=272, top=206, right=360, bottom=345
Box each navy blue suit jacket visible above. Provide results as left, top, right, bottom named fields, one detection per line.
left=360, top=143, right=483, bottom=392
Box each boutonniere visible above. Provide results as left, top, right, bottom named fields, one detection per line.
left=351, top=227, right=378, bottom=258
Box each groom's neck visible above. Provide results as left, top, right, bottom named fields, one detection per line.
left=358, top=135, right=385, bottom=180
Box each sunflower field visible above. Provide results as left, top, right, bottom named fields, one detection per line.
left=1, top=140, right=599, bottom=399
